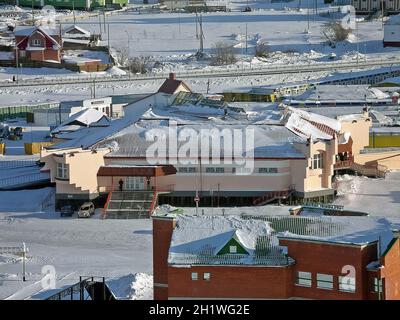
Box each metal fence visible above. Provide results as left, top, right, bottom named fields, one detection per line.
left=0, top=103, right=59, bottom=122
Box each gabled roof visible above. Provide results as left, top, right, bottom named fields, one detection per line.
left=63, top=25, right=91, bottom=37
left=15, top=26, right=61, bottom=50
left=158, top=78, right=192, bottom=95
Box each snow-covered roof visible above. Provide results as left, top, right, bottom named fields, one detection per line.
left=168, top=215, right=396, bottom=266
left=294, top=85, right=389, bottom=102
left=63, top=25, right=91, bottom=37
left=51, top=108, right=109, bottom=135
left=48, top=95, right=155, bottom=149
left=15, top=25, right=59, bottom=37
left=386, top=14, right=400, bottom=25
left=284, top=107, right=340, bottom=140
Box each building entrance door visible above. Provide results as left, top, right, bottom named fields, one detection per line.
left=125, top=177, right=145, bottom=190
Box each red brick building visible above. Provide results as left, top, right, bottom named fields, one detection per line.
left=15, top=26, right=62, bottom=63
left=152, top=214, right=400, bottom=300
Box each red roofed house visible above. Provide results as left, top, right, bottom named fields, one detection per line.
left=158, top=72, right=192, bottom=95
left=15, top=26, right=62, bottom=63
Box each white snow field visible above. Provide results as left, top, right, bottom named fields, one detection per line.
left=0, top=189, right=153, bottom=300
left=334, top=171, right=400, bottom=219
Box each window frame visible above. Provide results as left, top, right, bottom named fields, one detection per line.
left=203, top=272, right=211, bottom=281
left=316, top=273, right=333, bottom=290
left=296, top=271, right=312, bottom=287
left=56, top=163, right=69, bottom=180
left=191, top=272, right=198, bottom=281
left=338, top=276, right=356, bottom=293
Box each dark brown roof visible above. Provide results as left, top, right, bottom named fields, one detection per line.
left=157, top=79, right=192, bottom=94
left=97, top=165, right=177, bottom=177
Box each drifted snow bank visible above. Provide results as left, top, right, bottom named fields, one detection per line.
left=334, top=174, right=365, bottom=196
left=0, top=187, right=54, bottom=212
left=106, top=273, right=153, bottom=300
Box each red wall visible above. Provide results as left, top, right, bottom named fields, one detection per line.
left=153, top=217, right=175, bottom=300
left=168, top=265, right=293, bottom=299
left=382, top=239, right=400, bottom=300
left=280, top=239, right=378, bottom=300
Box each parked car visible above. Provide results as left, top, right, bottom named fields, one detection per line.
left=78, top=202, right=95, bottom=218
left=14, top=127, right=23, bottom=137
left=60, top=205, right=74, bottom=217
left=0, top=123, right=9, bottom=138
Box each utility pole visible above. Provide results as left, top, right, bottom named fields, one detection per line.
left=307, top=0, right=310, bottom=32
left=31, top=0, right=34, bottom=26
left=206, top=79, right=210, bottom=94
left=195, top=11, right=199, bottom=40
left=15, top=46, right=18, bottom=84
left=356, top=19, right=359, bottom=67
left=22, top=242, right=26, bottom=282
left=245, top=23, right=248, bottom=53
left=73, top=1, right=76, bottom=25
left=107, top=23, right=111, bottom=63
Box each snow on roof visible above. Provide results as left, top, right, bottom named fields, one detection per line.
left=168, top=215, right=284, bottom=266
left=15, top=25, right=59, bottom=37
left=48, top=95, right=154, bottom=150
left=284, top=107, right=340, bottom=140
left=97, top=122, right=304, bottom=159
left=294, top=85, right=389, bottom=102
left=51, top=109, right=109, bottom=134
left=386, top=14, right=400, bottom=25
left=63, top=25, right=91, bottom=37
left=168, top=215, right=395, bottom=266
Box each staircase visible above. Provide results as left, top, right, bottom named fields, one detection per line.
left=350, top=162, right=387, bottom=178
left=103, top=191, right=157, bottom=219
left=253, top=186, right=295, bottom=206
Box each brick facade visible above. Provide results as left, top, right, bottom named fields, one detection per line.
left=153, top=217, right=400, bottom=300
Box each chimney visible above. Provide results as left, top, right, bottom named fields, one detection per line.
left=169, top=72, right=176, bottom=81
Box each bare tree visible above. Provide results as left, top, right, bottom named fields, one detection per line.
left=127, top=56, right=153, bottom=74
left=116, top=46, right=130, bottom=67
left=211, top=42, right=237, bottom=66
left=255, top=42, right=271, bottom=58
left=323, top=21, right=352, bottom=44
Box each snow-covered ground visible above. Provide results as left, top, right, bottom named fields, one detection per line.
left=334, top=171, right=400, bottom=219
left=59, top=1, right=399, bottom=72
left=0, top=189, right=153, bottom=299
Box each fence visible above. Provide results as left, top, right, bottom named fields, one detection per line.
left=0, top=172, right=50, bottom=189
left=0, top=56, right=400, bottom=88
left=0, top=103, right=59, bottom=122
left=0, top=157, right=38, bottom=169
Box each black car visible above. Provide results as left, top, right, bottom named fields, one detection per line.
left=60, top=205, right=74, bottom=217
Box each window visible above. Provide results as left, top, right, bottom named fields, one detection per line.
left=56, top=163, right=69, bottom=179
left=317, top=273, right=333, bottom=290
left=339, top=276, right=356, bottom=293
left=258, top=168, right=278, bottom=174
left=312, top=153, right=324, bottom=169
left=178, top=167, right=196, bottom=173
left=206, top=167, right=215, bottom=173
left=229, top=246, right=237, bottom=253
left=215, top=167, right=224, bottom=173
left=372, top=278, right=383, bottom=293
left=191, top=272, right=198, bottom=281
left=296, top=271, right=312, bottom=287
left=203, top=273, right=211, bottom=281
left=31, top=39, right=42, bottom=47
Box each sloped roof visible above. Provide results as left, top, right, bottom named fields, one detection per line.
left=15, top=26, right=61, bottom=50
left=168, top=215, right=395, bottom=266
left=158, top=78, right=192, bottom=94
left=63, top=25, right=91, bottom=37
left=284, top=106, right=341, bottom=141
left=51, top=108, right=109, bottom=135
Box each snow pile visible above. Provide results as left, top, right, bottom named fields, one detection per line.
left=107, top=66, right=126, bottom=76
left=106, top=273, right=153, bottom=300
left=334, top=174, right=365, bottom=196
